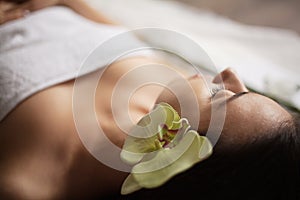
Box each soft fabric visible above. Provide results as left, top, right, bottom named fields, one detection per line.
left=86, top=0, right=300, bottom=111
left=0, top=6, right=145, bottom=122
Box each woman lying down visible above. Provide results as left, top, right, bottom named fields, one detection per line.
left=0, top=0, right=299, bottom=199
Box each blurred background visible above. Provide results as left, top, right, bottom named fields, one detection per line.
left=86, top=0, right=300, bottom=112
left=172, top=0, right=300, bottom=34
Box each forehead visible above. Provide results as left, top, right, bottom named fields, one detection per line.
left=226, top=93, right=290, bottom=120
left=218, top=93, right=291, bottom=145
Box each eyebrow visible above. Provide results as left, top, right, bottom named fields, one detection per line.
left=218, top=91, right=250, bottom=107
left=227, top=91, right=250, bottom=103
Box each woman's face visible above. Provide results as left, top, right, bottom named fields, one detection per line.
left=156, top=68, right=292, bottom=146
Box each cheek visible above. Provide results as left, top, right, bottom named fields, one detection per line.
left=156, top=77, right=218, bottom=132
left=156, top=78, right=203, bottom=115
left=188, top=79, right=214, bottom=132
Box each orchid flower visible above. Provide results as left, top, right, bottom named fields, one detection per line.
left=120, top=103, right=213, bottom=195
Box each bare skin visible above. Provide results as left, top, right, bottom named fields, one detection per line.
left=156, top=68, right=292, bottom=147
left=0, top=55, right=176, bottom=199
left=0, top=1, right=292, bottom=199
left=0, top=0, right=116, bottom=25
left=0, top=57, right=292, bottom=199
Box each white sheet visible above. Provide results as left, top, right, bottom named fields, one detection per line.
left=85, top=0, right=300, bottom=111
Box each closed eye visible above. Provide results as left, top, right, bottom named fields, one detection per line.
left=210, top=85, right=223, bottom=98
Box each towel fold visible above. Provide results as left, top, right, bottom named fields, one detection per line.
left=0, top=6, right=143, bottom=121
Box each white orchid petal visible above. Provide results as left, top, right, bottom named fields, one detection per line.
left=120, top=102, right=213, bottom=195
left=131, top=130, right=209, bottom=188
left=121, top=174, right=142, bottom=195
left=120, top=135, right=158, bottom=165
left=120, top=150, right=145, bottom=165
left=198, top=136, right=213, bottom=159
left=130, top=105, right=166, bottom=138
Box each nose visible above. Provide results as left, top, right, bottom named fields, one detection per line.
left=212, top=68, right=248, bottom=93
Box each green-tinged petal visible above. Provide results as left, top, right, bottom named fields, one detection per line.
left=165, top=118, right=190, bottom=148
left=159, top=103, right=181, bottom=130
left=120, top=102, right=214, bottom=195
left=121, top=104, right=170, bottom=165
left=131, top=105, right=166, bottom=138
left=131, top=130, right=209, bottom=188
left=170, top=120, right=183, bottom=130
left=161, top=106, right=176, bottom=129
left=120, top=149, right=145, bottom=166
left=121, top=174, right=142, bottom=195
left=159, top=102, right=180, bottom=121
left=120, top=135, right=158, bottom=165
left=198, top=136, right=213, bottom=159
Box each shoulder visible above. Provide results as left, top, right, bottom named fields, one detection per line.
left=0, top=79, right=128, bottom=198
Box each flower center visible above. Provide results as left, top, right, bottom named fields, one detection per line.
left=156, top=124, right=179, bottom=148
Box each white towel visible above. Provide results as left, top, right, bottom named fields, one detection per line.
left=0, top=6, right=146, bottom=121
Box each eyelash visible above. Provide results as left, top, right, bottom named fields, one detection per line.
left=210, top=85, right=223, bottom=97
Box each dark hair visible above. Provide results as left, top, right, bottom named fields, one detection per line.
left=115, top=114, right=300, bottom=200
